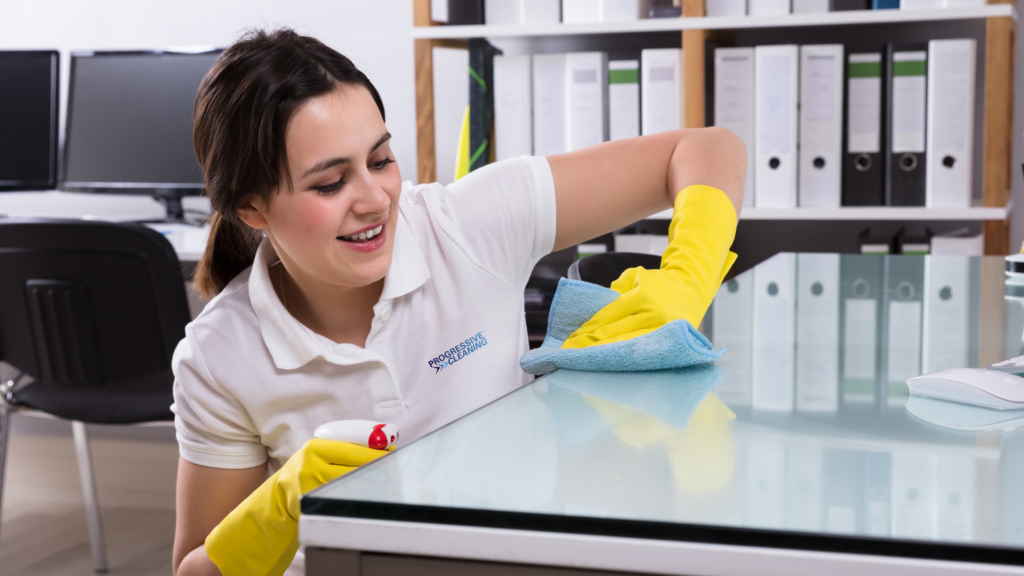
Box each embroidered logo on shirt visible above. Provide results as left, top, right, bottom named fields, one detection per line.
left=428, top=332, right=488, bottom=374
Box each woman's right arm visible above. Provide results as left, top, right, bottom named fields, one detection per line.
left=173, top=458, right=269, bottom=576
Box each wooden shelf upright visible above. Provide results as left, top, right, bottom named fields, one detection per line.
left=982, top=3, right=1015, bottom=254
left=413, top=0, right=467, bottom=185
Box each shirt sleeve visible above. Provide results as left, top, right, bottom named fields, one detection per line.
left=171, top=325, right=269, bottom=469
left=425, top=156, right=557, bottom=291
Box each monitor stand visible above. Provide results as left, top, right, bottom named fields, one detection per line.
left=149, top=189, right=194, bottom=223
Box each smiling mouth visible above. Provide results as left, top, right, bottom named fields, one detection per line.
left=338, top=223, right=384, bottom=243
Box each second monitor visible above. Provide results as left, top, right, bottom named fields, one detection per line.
left=61, top=49, right=221, bottom=220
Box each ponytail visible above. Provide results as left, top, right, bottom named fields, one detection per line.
left=194, top=212, right=262, bottom=298
left=191, top=28, right=386, bottom=296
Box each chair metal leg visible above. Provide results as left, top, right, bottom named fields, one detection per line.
left=72, top=421, right=108, bottom=574
left=0, top=404, right=10, bottom=550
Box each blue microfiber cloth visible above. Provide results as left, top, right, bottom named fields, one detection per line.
left=519, top=278, right=723, bottom=375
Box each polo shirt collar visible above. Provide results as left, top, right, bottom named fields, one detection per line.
left=380, top=209, right=431, bottom=300
left=249, top=211, right=430, bottom=370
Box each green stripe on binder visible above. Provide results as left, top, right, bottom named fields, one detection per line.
left=469, top=65, right=487, bottom=89
left=848, top=62, right=880, bottom=78
left=609, top=69, right=639, bottom=84
left=892, top=61, right=926, bottom=77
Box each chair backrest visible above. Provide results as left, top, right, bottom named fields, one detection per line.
left=571, top=252, right=662, bottom=288
left=0, top=219, right=190, bottom=406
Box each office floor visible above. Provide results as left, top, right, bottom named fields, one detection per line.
left=0, top=415, right=178, bottom=575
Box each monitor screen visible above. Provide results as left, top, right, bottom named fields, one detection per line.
left=62, top=50, right=221, bottom=193
left=0, top=51, right=59, bottom=190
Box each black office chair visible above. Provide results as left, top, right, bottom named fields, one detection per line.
left=567, top=252, right=662, bottom=288
left=0, top=219, right=190, bottom=573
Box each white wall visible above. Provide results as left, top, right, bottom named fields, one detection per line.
left=433, top=47, right=469, bottom=185
left=0, top=0, right=418, bottom=218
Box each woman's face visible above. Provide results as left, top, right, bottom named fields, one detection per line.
left=243, top=84, right=402, bottom=291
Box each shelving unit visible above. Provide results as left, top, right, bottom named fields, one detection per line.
left=648, top=203, right=1012, bottom=220
left=411, top=0, right=1016, bottom=254
left=412, top=4, right=1015, bottom=38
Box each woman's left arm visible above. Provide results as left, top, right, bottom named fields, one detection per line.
left=548, top=127, right=747, bottom=252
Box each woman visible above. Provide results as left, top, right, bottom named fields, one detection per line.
left=172, top=28, right=745, bottom=576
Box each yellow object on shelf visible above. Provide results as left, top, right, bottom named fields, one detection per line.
left=454, top=105, right=470, bottom=181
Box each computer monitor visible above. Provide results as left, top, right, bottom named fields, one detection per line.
left=61, top=49, right=221, bottom=220
left=0, top=51, right=59, bottom=191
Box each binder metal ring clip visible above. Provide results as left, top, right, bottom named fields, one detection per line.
left=896, top=280, right=915, bottom=301
left=852, top=278, right=871, bottom=298
left=854, top=153, right=872, bottom=172
left=898, top=153, right=918, bottom=172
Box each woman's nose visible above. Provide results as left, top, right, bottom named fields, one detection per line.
left=350, top=176, right=391, bottom=215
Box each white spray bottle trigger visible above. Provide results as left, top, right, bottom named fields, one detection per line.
left=313, top=420, right=399, bottom=450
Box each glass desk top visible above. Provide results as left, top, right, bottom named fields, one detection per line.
left=304, top=254, right=1024, bottom=568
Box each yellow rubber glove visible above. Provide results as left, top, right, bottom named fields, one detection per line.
left=205, top=439, right=389, bottom=576
left=562, top=185, right=738, bottom=349
left=582, top=393, right=680, bottom=449
left=583, top=391, right=738, bottom=493
left=664, top=393, right=737, bottom=493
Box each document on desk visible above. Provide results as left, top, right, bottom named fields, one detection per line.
left=532, top=53, right=568, bottom=156
left=494, top=54, right=533, bottom=161
left=795, top=254, right=840, bottom=412
left=710, top=275, right=754, bottom=406
left=752, top=253, right=796, bottom=412
left=714, top=47, right=755, bottom=207
left=145, top=223, right=210, bottom=260
left=755, top=45, right=799, bottom=208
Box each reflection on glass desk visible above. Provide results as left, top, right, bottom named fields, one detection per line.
left=301, top=255, right=1024, bottom=576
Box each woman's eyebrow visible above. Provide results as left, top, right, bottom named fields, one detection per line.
left=299, top=132, right=393, bottom=180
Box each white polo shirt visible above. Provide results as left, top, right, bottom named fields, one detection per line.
left=171, top=156, right=556, bottom=471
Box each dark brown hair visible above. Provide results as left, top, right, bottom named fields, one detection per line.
left=192, top=28, right=385, bottom=297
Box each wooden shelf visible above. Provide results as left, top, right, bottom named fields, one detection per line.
left=646, top=204, right=1011, bottom=220
left=412, top=5, right=1015, bottom=39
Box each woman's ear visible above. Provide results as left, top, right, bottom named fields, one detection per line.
left=236, top=196, right=268, bottom=230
